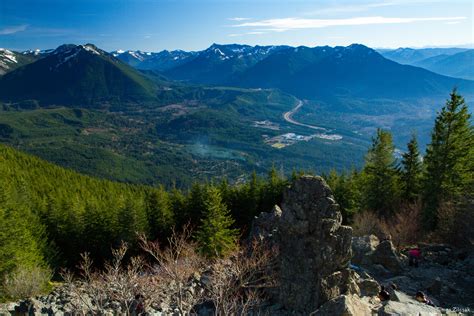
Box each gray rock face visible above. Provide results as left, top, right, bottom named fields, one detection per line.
left=315, top=294, right=373, bottom=316
left=278, top=176, right=353, bottom=314
left=358, top=278, right=381, bottom=297
left=249, top=204, right=282, bottom=244
left=379, top=299, right=441, bottom=316
left=352, top=234, right=380, bottom=265
left=371, top=240, right=403, bottom=274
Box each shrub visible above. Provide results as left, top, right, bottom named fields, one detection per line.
left=140, top=224, right=204, bottom=315
left=435, top=198, right=474, bottom=246
left=379, top=202, right=422, bottom=248
left=207, top=240, right=278, bottom=315
left=352, top=203, right=422, bottom=248
left=2, top=265, right=52, bottom=300
left=351, top=210, right=382, bottom=237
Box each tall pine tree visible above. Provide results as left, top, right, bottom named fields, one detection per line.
left=195, top=187, right=238, bottom=258
left=400, top=134, right=423, bottom=203
left=422, top=89, right=474, bottom=229
left=362, top=129, right=400, bottom=217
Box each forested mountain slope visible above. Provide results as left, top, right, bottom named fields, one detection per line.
left=0, top=44, right=158, bottom=107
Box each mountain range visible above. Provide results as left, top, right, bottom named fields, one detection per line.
left=116, top=43, right=473, bottom=100
left=112, top=49, right=197, bottom=71
left=377, top=47, right=469, bottom=64
left=1, top=43, right=472, bottom=109
left=379, top=47, right=473, bottom=80
left=412, top=50, right=474, bottom=80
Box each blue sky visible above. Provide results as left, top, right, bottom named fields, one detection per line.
left=0, top=0, right=472, bottom=51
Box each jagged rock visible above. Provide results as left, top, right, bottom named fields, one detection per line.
left=315, top=294, right=373, bottom=316
left=278, top=176, right=353, bottom=314
left=371, top=240, right=403, bottom=274
left=352, top=235, right=380, bottom=266
left=249, top=204, right=282, bottom=244
left=358, top=278, right=381, bottom=297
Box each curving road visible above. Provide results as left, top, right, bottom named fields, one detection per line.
left=283, top=100, right=326, bottom=131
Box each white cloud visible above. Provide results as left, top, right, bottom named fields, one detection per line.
left=232, top=16, right=467, bottom=32
left=0, top=24, right=28, bottom=35
left=228, top=31, right=266, bottom=37
left=444, top=21, right=462, bottom=25
left=228, top=17, right=251, bottom=21
left=307, top=2, right=398, bottom=15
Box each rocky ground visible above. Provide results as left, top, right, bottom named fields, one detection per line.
left=0, top=269, right=216, bottom=315
left=1, top=176, right=473, bottom=315
left=347, top=235, right=474, bottom=315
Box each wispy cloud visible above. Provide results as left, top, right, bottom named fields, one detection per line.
left=0, top=24, right=28, bottom=35
left=232, top=16, right=467, bottom=32
left=228, top=31, right=266, bottom=37
left=444, top=21, right=462, bottom=24
left=228, top=17, right=251, bottom=21
left=307, top=2, right=398, bottom=15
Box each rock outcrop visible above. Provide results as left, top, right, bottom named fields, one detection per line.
left=249, top=204, right=281, bottom=245
left=352, top=234, right=379, bottom=265
left=370, top=240, right=403, bottom=274
left=278, top=176, right=353, bottom=314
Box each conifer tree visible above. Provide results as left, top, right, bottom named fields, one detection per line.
left=362, top=129, right=400, bottom=216
left=422, top=89, right=474, bottom=229
left=195, top=187, right=239, bottom=258
left=146, top=187, right=174, bottom=240
left=261, top=165, right=285, bottom=213
left=400, top=134, right=423, bottom=203
left=183, top=183, right=207, bottom=226
left=0, top=206, right=47, bottom=280
left=326, top=169, right=361, bottom=222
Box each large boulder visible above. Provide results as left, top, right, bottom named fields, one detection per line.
left=378, top=300, right=441, bottom=315
left=371, top=240, right=403, bottom=274
left=357, top=278, right=381, bottom=297
left=278, top=176, right=353, bottom=314
left=352, top=235, right=379, bottom=266
left=315, top=294, right=373, bottom=316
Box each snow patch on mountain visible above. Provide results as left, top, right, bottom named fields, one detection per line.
left=82, top=45, right=101, bottom=55
left=0, top=48, right=18, bottom=64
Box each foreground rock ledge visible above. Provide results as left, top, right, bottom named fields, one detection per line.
left=278, top=175, right=353, bottom=314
